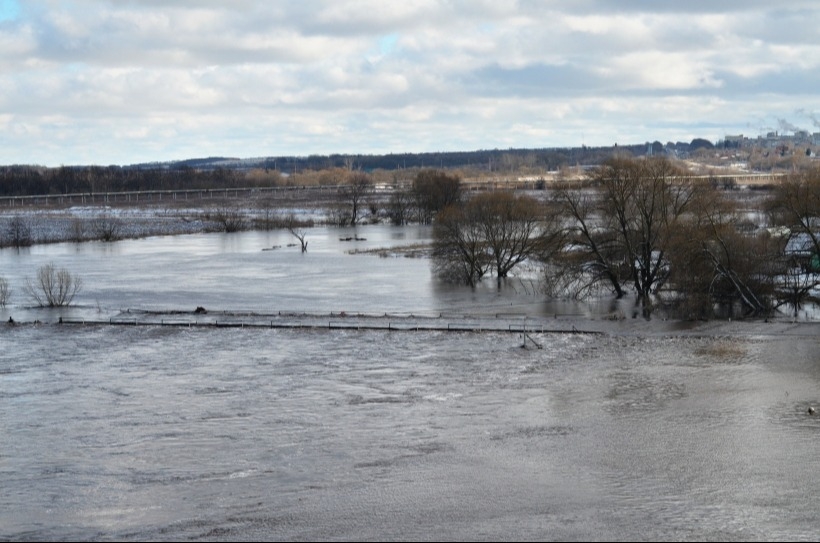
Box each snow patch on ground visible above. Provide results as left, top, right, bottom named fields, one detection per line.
left=0, top=206, right=220, bottom=244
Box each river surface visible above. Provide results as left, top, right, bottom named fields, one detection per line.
left=2, top=225, right=820, bottom=541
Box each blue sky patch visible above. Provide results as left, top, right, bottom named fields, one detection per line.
left=0, top=0, right=20, bottom=21
left=377, top=34, right=399, bottom=56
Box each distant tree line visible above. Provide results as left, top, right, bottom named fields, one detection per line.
left=0, top=165, right=258, bottom=197
left=128, top=145, right=658, bottom=174
left=1, top=140, right=715, bottom=197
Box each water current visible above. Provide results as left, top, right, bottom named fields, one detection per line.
left=2, top=225, right=820, bottom=541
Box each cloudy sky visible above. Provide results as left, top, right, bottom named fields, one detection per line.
left=1, top=0, right=819, bottom=166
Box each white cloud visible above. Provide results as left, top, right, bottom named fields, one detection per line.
left=601, top=51, right=723, bottom=90
left=1, top=0, right=819, bottom=165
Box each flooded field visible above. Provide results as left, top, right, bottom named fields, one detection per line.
left=2, top=225, right=820, bottom=541
left=0, top=224, right=620, bottom=324
left=3, top=325, right=820, bottom=541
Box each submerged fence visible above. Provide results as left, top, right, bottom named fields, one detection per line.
left=49, top=309, right=602, bottom=335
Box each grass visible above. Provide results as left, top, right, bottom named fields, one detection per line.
left=694, top=340, right=747, bottom=359
left=346, top=242, right=432, bottom=258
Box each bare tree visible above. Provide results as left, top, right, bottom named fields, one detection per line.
left=387, top=187, right=414, bottom=225
left=768, top=166, right=820, bottom=258
left=212, top=205, right=246, bottom=232
left=338, top=171, right=373, bottom=226
left=473, top=192, right=554, bottom=282
left=774, top=256, right=820, bottom=318
left=433, top=191, right=559, bottom=286
left=433, top=204, right=491, bottom=286
left=4, top=215, right=33, bottom=247
left=554, top=182, right=626, bottom=298
left=255, top=197, right=281, bottom=230
left=23, top=263, right=82, bottom=307
left=90, top=213, right=123, bottom=241
left=70, top=218, right=86, bottom=242
left=285, top=213, right=309, bottom=252
left=667, top=186, right=777, bottom=318
left=554, top=156, right=696, bottom=311
left=601, top=156, right=695, bottom=303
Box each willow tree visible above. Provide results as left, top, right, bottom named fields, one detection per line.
left=554, top=156, right=696, bottom=308
left=433, top=191, right=560, bottom=286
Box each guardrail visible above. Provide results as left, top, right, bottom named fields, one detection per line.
left=0, top=172, right=789, bottom=208
left=0, top=185, right=349, bottom=207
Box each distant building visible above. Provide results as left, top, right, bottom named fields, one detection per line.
left=724, top=134, right=745, bottom=148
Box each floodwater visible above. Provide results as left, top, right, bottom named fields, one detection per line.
left=0, top=224, right=617, bottom=325
left=2, top=225, right=820, bottom=541
left=0, top=224, right=585, bottom=322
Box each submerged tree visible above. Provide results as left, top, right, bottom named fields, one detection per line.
left=212, top=205, right=246, bottom=232
left=473, top=191, right=557, bottom=282
left=768, top=166, right=820, bottom=258
left=90, top=213, right=123, bottom=242
left=553, top=156, right=696, bottom=312
left=285, top=213, right=309, bottom=252
left=774, top=257, right=820, bottom=318
left=668, top=194, right=778, bottom=319
left=413, top=170, right=462, bottom=224
left=387, top=186, right=415, bottom=226
left=23, top=263, right=82, bottom=307
left=552, top=184, right=626, bottom=298
left=433, top=191, right=561, bottom=286
left=433, top=203, right=491, bottom=286
left=338, top=171, right=373, bottom=226
left=3, top=215, right=33, bottom=248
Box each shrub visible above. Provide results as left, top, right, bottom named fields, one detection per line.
left=23, top=263, right=82, bottom=307
left=212, top=206, right=246, bottom=232
left=91, top=214, right=122, bottom=241
left=0, top=277, right=9, bottom=307
left=70, top=218, right=86, bottom=242
left=4, top=215, right=33, bottom=247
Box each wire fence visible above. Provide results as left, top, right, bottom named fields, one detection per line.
left=46, top=309, right=602, bottom=335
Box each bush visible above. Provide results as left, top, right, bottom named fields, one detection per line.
left=91, top=214, right=123, bottom=241
left=3, top=215, right=33, bottom=247
left=23, top=263, right=82, bottom=307
left=70, top=218, right=86, bottom=242
left=211, top=206, right=246, bottom=232
left=0, top=277, right=9, bottom=307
